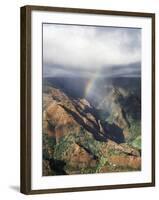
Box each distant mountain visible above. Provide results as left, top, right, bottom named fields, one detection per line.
left=42, top=77, right=141, bottom=176
left=43, top=77, right=141, bottom=100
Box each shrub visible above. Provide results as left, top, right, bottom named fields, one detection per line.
left=96, top=156, right=108, bottom=173
left=131, top=135, right=141, bottom=150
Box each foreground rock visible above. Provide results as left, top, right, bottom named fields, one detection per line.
left=42, top=85, right=141, bottom=175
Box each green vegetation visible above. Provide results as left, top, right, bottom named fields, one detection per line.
left=131, top=135, right=141, bottom=150
left=96, top=156, right=108, bottom=173
left=80, top=166, right=97, bottom=174
left=75, top=127, right=107, bottom=158
left=127, top=117, right=141, bottom=149
left=107, top=149, right=125, bottom=157
left=129, top=119, right=141, bottom=139
left=43, top=133, right=56, bottom=160
left=54, top=134, right=75, bottom=161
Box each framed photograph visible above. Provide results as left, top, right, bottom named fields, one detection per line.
left=20, top=5, right=155, bottom=194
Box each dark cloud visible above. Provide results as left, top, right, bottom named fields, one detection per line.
left=43, top=24, right=141, bottom=77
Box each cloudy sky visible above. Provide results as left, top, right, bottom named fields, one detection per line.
left=43, top=23, right=141, bottom=78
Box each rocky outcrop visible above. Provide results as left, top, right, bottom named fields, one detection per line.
left=42, top=85, right=141, bottom=175
left=108, top=155, right=141, bottom=170
left=97, top=86, right=141, bottom=141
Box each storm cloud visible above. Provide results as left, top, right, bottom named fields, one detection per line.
left=43, top=24, right=141, bottom=77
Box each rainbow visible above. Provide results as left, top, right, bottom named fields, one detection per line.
left=84, top=69, right=101, bottom=97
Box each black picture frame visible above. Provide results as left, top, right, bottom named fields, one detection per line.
left=20, top=5, right=155, bottom=194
